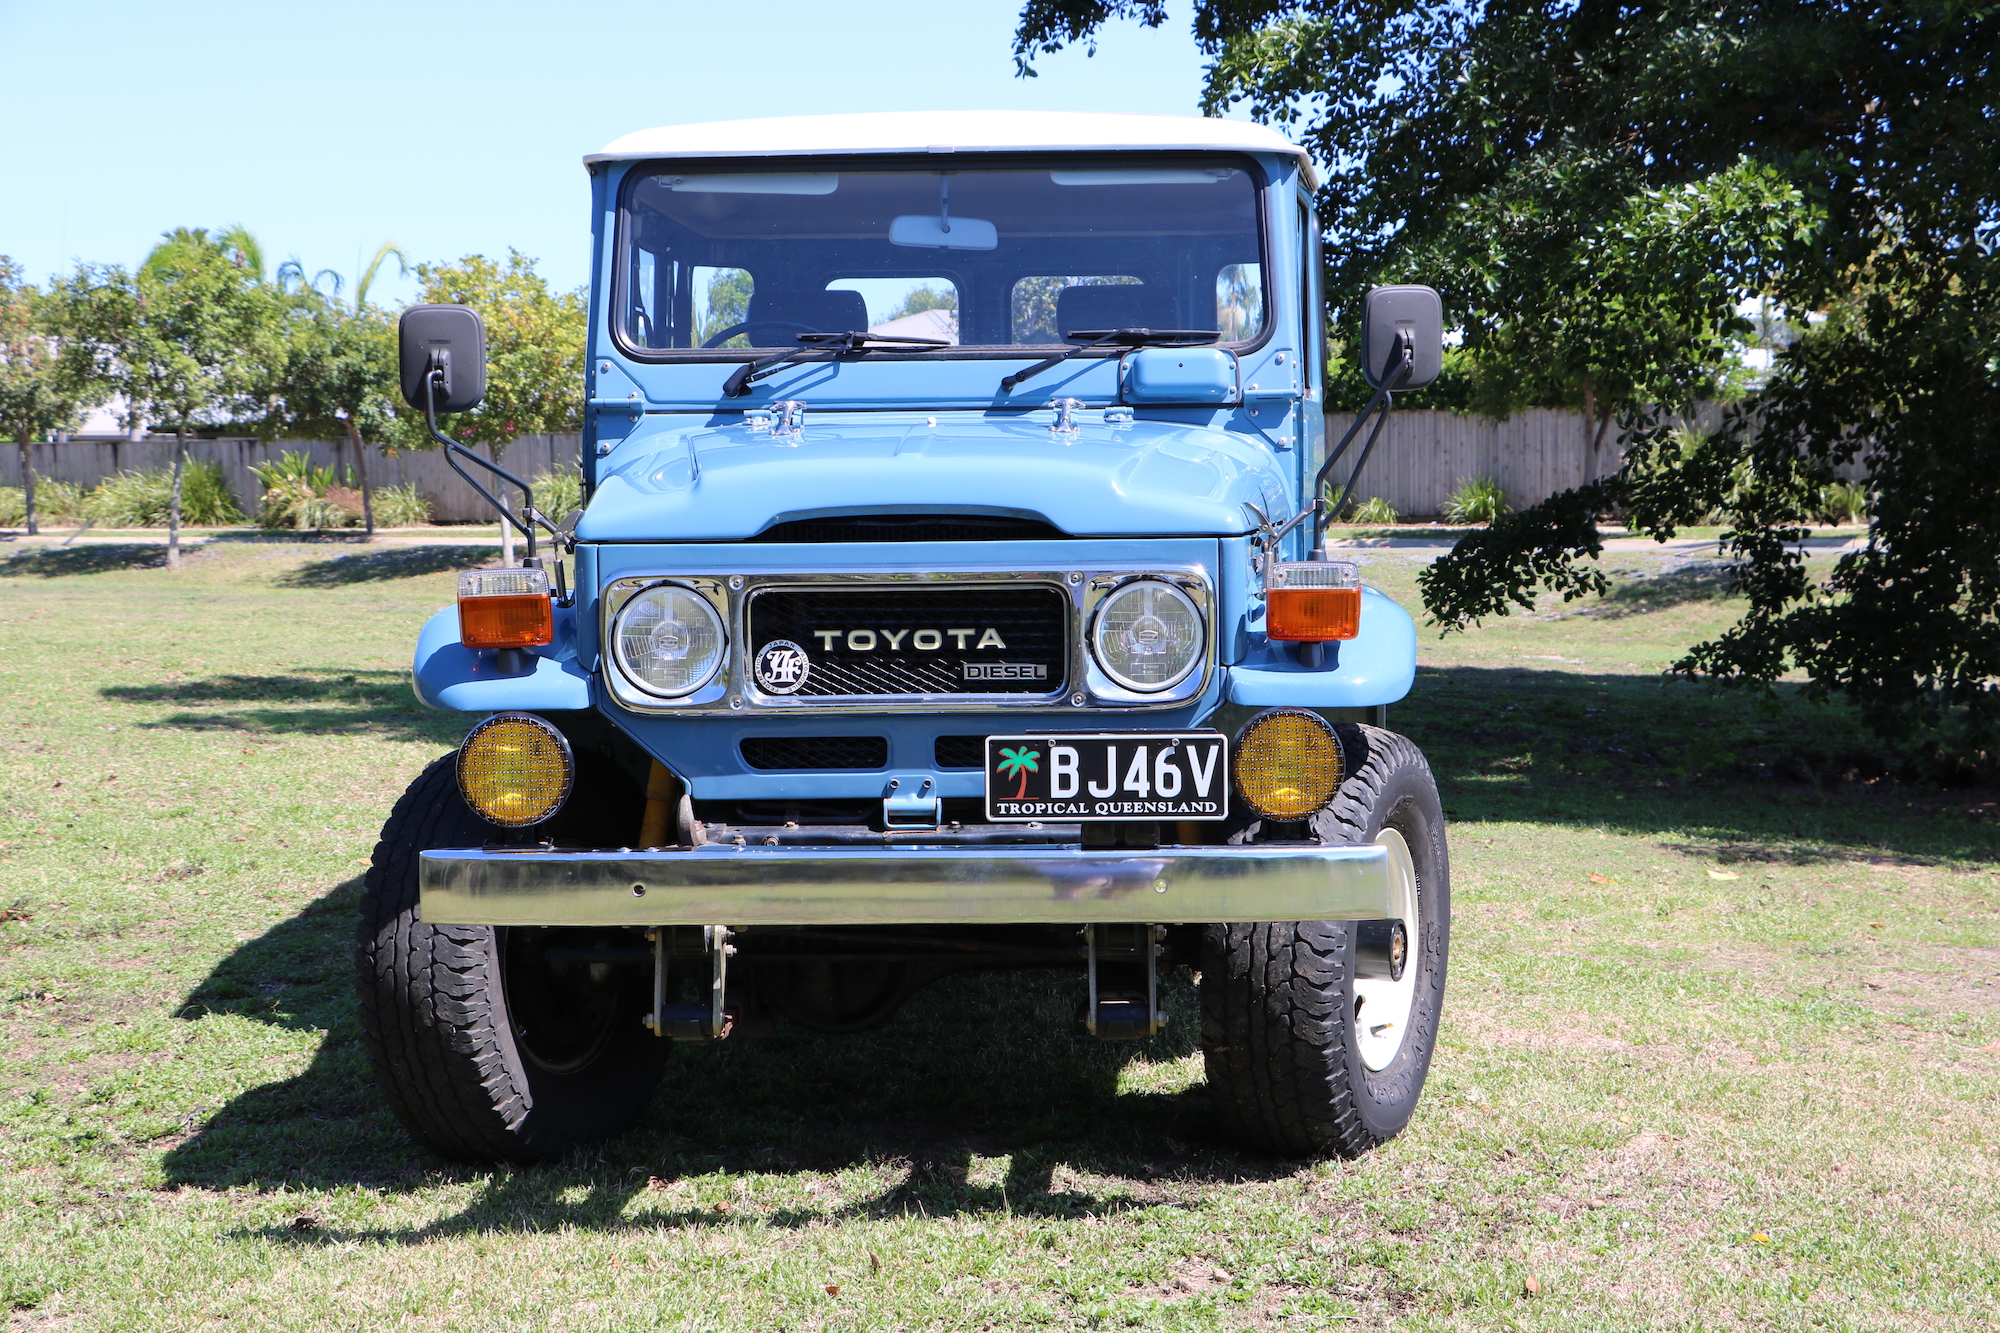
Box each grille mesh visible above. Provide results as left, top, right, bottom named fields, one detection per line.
left=748, top=586, right=1067, bottom=698
left=933, top=735, right=988, bottom=769
left=740, top=736, right=889, bottom=771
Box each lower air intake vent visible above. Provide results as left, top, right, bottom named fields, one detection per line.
left=740, top=736, right=889, bottom=771
left=751, top=515, right=1067, bottom=543
left=933, top=735, right=988, bottom=769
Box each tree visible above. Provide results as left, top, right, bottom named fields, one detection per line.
left=406, top=251, right=585, bottom=563
left=0, top=258, right=102, bottom=535
left=46, top=229, right=279, bottom=567
left=267, top=243, right=407, bottom=534
left=1016, top=1, right=2000, bottom=766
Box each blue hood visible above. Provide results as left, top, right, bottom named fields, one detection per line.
left=577, top=413, right=1295, bottom=541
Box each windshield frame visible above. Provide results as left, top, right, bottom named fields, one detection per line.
left=608, top=151, right=1274, bottom=365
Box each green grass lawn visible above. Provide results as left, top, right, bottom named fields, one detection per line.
left=0, top=537, right=1994, bottom=1331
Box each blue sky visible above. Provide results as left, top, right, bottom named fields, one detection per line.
left=0, top=0, right=1239, bottom=307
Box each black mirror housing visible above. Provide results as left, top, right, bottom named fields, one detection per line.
left=1361, top=285, right=1443, bottom=390
left=399, top=304, right=487, bottom=413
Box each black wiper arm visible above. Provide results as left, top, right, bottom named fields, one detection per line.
left=999, top=328, right=1220, bottom=393
left=722, top=330, right=950, bottom=398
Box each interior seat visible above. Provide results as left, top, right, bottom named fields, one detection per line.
left=1053, top=284, right=1178, bottom=339
left=745, top=288, right=870, bottom=335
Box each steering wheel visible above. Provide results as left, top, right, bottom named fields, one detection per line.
left=702, top=320, right=820, bottom=349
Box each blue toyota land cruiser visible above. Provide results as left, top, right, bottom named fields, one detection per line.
left=358, top=111, right=1450, bottom=1162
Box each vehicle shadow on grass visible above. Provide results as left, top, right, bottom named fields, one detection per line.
left=163, top=884, right=1285, bottom=1238
left=276, top=545, right=498, bottom=587
left=99, top=668, right=462, bottom=744
left=1396, top=665, right=2000, bottom=863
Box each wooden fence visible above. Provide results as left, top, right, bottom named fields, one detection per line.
left=1321, top=407, right=1632, bottom=518
left=6, top=409, right=1721, bottom=525
left=0, top=434, right=583, bottom=525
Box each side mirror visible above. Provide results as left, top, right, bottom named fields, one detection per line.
left=1361, top=285, right=1443, bottom=390
left=399, top=304, right=487, bottom=413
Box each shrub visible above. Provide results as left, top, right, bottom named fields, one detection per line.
left=1817, top=480, right=1868, bottom=526
left=252, top=452, right=346, bottom=530
left=1347, top=495, right=1400, bottom=525
left=531, top=460, right=584, bottom=521
left=89, top=463, right=244, bottom=527
left=372, top=482, right=433, bottom=528
left=1442, top=475, right=1508, bottom=525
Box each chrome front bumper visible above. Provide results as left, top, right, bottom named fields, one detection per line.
left=418, top=843, right=1401, bottom=927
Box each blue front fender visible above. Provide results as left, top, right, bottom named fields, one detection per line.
left=412, top=605, right=594, bottom=713
left=1223, top=586, right=1417, bottom=709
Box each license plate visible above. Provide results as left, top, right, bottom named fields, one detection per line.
left=983, top=733, right=1229, bottom=822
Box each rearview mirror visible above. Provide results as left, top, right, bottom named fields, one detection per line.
left=888, top=214, right=998, bottom=251
left=399, top=304, right=487, bottom=413
left=1361, top=285, right=1443, bottom=390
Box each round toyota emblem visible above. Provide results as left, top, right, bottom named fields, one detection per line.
left=753, top=640, right=811, bottom=694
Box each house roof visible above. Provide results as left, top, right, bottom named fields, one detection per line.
left=587, top=111, right=1314, bottom=185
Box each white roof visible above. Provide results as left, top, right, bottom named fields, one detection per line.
left=589, top=111, right=1313, bottom=185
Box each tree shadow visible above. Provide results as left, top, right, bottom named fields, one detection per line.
left=0, top=544, right=173, bottom=578
left=276, top=546, right=499, bottom=587
left=100, top=668, right=459, bottom=744
left=1398, top=664, right=2000, bottom=861
left=1587, top=563, right=1738, bottom=619
left=162, top=881, right=1287, bottom=1237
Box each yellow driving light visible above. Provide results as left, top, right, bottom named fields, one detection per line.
left=1233, top=708, right=1344, bottom=821
left=456, top=713, right=574, bottom=827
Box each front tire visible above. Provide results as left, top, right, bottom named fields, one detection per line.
left=354, top=755, right=666, bottom=1162
left=1201, top=724, right=1450, bottom=1157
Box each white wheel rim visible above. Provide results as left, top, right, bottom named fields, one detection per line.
left=1354, top=826, right=1419, bottom=1072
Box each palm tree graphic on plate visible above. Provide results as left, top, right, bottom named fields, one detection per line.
left=994, top=746, right=1040, bottom=798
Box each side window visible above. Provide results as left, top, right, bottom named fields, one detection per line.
left=694, top=267, right=754, bottom=348
left=1217, top=263, right=1263, bottom=341
left=827, top=278, right=961, bottom=344
left=1299, top=198, right=1325, bottom=397
left=1008, top=275, right=1142, bottom=343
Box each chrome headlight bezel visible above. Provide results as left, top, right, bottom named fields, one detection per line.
left=1087, top=577, right=1206, bottom=694
left=607, top=579, right=730, bottom=700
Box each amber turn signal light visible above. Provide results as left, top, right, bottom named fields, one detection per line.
left=458, top=568, right=552, bottom=650
left=1265, top=560, right=1362, bottom=642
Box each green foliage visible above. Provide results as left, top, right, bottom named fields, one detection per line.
left=1441, top=477, right=1508, bottom=526
left=0, top=477, right=90, bottom=527
left=530, top=459, right=584, bottom=521
left=1009, top=274, right=1137, bottom=343
left=1346, top=495, right=1399, bottom=525
left=1020, top=2, right=2000, bottom=760
left=1, top=257, right=106, bottom=534
left=1817, top=481, right=1868, bottom=527
left=370, top=482, right=432, bottom=528
left=88, top=462, right=244, bottom=527
left=406, top=251, right=585, bottom=449
left=251, top=451, right=356, bottom=530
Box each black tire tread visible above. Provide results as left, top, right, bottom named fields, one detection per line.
left=354, top=755, right=538, bottom=1161
left=1201, top=725, right=1444, bottom=1158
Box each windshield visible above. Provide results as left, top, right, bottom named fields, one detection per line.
left=615, top=158, right=1267, bottom=353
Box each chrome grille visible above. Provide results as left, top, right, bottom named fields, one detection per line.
left=747, top=586, right=1068, bottom=698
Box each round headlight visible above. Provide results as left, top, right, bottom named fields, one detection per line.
left=1233, top=708, right=1344, bottom=821
left=613, top=583, right=726, bottom=698
left=1090, top=579, right=1204, bottom=692
left=457, top=713, right=574, bottom=827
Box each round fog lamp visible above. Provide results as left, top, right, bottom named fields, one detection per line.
left=1233, top=708, right=1344, bottom=821
left=457, top=713, right=574, bottom=827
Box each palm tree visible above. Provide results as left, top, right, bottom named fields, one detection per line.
left=274, top=242, right=407, bottom=534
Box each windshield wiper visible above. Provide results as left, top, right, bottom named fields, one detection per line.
left=999, top=328, right=1220, bottom=393
left=722, top=330, right=950, bottom=398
